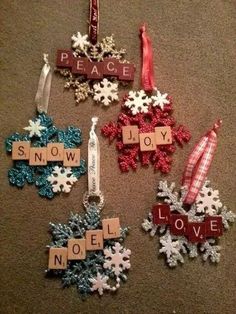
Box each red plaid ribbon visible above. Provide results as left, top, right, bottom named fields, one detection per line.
left=182, top=119, right=222, bottom=205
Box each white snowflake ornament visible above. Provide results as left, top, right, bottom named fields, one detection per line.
left=71, top=32, right=89, bottom=50
left=103, top=242, right=131, bottom=276
left=90, top=273, right=110, bottom=295
left=93, top=78, right=118, bottom=106
left=23, top=119, right=46, bottom=138
left=159, top=233, right=180, bottom=259
left=47, top=166, right=78, bottom=193
left=196, top=182, right=222, bottom=215
left=124, top=90, right=152, bottom=115
left=151, top=89, right=170, bottom=110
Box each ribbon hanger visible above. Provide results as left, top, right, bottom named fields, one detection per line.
left=182, top=119, right=222, bottom=204
left=35, top=53, right=52, bottom=114
left=89, top=0, right=99, bottom=44
left=140, top=24, right=155, bottom=92
left=83, top=117, right=105, bottom=211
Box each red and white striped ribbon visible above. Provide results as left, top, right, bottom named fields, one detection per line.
left=182, top=119, right=222, bottom=205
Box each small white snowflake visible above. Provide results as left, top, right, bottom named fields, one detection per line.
left=90, top=273, right=110, bottom=295
left=124, top=90, right=152, bottom=115
left=71, top=32, right=89, bottom=50
left=151, top=89, right=170, bottom=110
left=103, top=242, right=131, bottom=276
left=93, top=78, right=118, bottom=106
left=23, top=119, right=46, bottom=138
left=196, top=183, right=222, bottom=215
left=47, top=166, right=77, bottom=193
left=159, top=233, right=180, bottom=259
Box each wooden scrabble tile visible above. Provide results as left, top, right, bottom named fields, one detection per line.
left=68, top=238, right=86, bottom=260
left=139, top=132, right=156, bottom=151
left=118, top=63, right=135, bottom=81
left=155, top=126, right=172, bottom=145
left=122, top=126, right=139, bottom=144
left=152, top=204, right=171, bottom=225
left=63, top=148, right=80, bottom=167
left=103, top=58, right=119, bottom=76
left=56, top=49, right=73, bottom=68
left=12, top=141, right=30, bottom=160
left=205, top=216, right=223, bottom=237
left=29, top=147, right=47, bottom=165
left=170, top=214, right=188, bottom=236
left=102, top=218, right=121, bottom=239
left=47, top=143, right=64, bottom=161
left=72, top=57, right=88, bottom=74
left=86, top=61, right=103, bottom=79
left=86, top=230, right=103, bottom=251
left=187, top=222, right=206, bottom=243
left=48, top=247, right=68, bottom=269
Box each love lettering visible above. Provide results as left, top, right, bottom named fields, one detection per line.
left=122, top=125, right=172, bottom=151
left=48, top=218, right=120, bottom=269
left=56, top=50, right=135, bottom=81
left=12, top=141, right=80, bottom=167
left=152, top=204, right=223, bottom=243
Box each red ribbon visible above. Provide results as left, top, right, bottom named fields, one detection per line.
left=182, top=119, right=222, bottom=205
left=140, top=24, right=155, bottom=92
left=89, top=0, right=99, bottom=45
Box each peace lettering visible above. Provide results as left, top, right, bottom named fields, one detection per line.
left=12, top=141, right=80, bottom=167
left=122, top=125, right=173, bottom=151
left=48, top=218, right=120, bottom=270
left=56, top=50, right=135, bottom=81
left=152, top=204, right=223, bottom=243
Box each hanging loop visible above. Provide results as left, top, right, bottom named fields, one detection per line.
left=35, top=53, right=52, bottom=113
left=89, top=0, right=99, bottom=45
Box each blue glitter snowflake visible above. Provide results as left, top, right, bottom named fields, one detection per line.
left=46, top=205, right=131, bottom=297
left=5, top=112, right=86, bottom=198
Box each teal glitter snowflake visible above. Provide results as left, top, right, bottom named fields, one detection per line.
left=5, top=112, right=86, bottom=198
left=46, top=205, right=131, bottom=297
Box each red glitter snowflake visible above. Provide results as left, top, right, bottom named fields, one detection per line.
left=101, top=92, right=191, bottom=173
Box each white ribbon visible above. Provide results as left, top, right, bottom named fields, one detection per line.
left=88, top=117, right=100, bottom=195
left=35, top=53, right=52, bottom=113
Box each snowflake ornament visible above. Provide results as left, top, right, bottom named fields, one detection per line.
left=101, top=93, right=191, bottom=173
left=142, top=180, right=235, bottom=267
left=5, top=112, right=86, bottom=198
left=93, top=78, right=118, bottom=106
left=151, top=89, right=170, bottom=110
left=47, top=166, right=78, bottom=193
left=124, top=90, right=152, bottom=115
left=23, top=119, right=46, bottom=137
left=46, top=206, right=131, bottom=298
left=56, top=31, right=133, bottom=106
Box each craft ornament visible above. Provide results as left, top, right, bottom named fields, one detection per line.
left=142, top=121, right=235, bottom=267
left=101, top=25, right=191, bottom=173
left=56, top=0, right=135, bottom=106
left=5, top=54, right=86, bottom=198
left=46, top=118, right=131, bottom=297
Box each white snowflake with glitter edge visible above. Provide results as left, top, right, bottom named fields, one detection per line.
left=89, top=242, right=131, bottom=295
left=124, top=89, right=170, bottom=115
left=142, top=180, right=235, bottom=267
left=47, top=166, right=78, bottom=193
left=23, top=119, right=46, bottom=138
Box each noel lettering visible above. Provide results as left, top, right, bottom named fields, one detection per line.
left=152, top=204, right=223, bottom=243
left=122, top=125, right=172, bottom=151
left=56, top=50, right=135, bottom=81
left=12, top=141, right=80, bottom=167
left=48, top=218, right=121, bottom=269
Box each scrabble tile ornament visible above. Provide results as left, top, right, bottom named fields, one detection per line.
left=101, top=25, right=191, bottom=173
left=46, top=118, right=131, bottom=297
left=56, top=0, right=135, bottom=106
left=5, top=55, right=86, bottom=199
left=142, top=121, right=235, bottom=267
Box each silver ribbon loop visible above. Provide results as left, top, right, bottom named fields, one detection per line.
left=35, top=53, right=52, bottom=113
left=83, top=117, right=104, bottom=212
left=88, top=117, right=100, bottom=195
